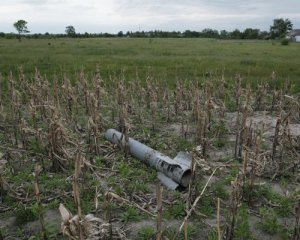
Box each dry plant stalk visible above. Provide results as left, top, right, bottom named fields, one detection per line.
left=119, top=104, right=130, bottom=157
left=59, top=203, right=111, bottom=240
left=270, top=90, right=282, bottom=113
left=272, top=117, right=281, bottom=161
left=173, top=168, right=218, bottom=240
left=87, top=116, right=101, bottom=155
left=184, top=220, right=188, bottom=240
left=247, top=134, right=261, bottom=206
left=105, top=191, right=156, bottom=217
left=148, top=83, right=158, bottom=131
left=255, top=84, right=266, bottom=110
left=235, top=86, right=252, bottom=160
left=234, top=74, right=241, bottom=111
left=217, top=197, right=221, bottom=240
left=74, top=152, right=83, bottom=212
left=0, top=157, right=8, bottom=202
left=225, top=173, right=243, bottom=240
left=156, top=181, right=163, bottom=240
left=174, top=81, right=183, bottom=116
left=33, top=164, right=47, bottom=240
left=47, top=113, right=70, bottom=171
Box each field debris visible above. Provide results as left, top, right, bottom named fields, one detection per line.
left=59, top=203, right=112, bottom=240
left=105, top=128, right=191, bottom=189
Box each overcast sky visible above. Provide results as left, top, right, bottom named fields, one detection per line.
left=1, top=0, right=300, bottom=34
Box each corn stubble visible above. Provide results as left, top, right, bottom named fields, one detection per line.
left=0, top=68, right=299, bottom=239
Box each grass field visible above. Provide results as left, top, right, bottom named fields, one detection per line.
left=1, top=38, right=300, bottom=88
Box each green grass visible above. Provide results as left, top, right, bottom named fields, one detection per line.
left=1, top=38, right=300, bottom=89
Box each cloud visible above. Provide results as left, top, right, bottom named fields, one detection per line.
left=1, top=0, right=300, bottom=33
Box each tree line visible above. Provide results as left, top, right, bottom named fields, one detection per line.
left=2, top=18, right=293, bottom=40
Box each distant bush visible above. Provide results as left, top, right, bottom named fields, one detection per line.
left=281, top=39, right=289, bottom=45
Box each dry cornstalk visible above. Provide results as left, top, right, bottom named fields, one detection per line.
left=174, top=81, right=183, bottom=116
left=217, top=197, right=221, bottom=240
left=184, top=220, right=188, bottom=240
left=235, top=86, right=252, bottom=160
left=234, top=74, right=241, bottom=111
left=119, top=104, right=130, bottom=157
left=59, top=203, right=111, bottom=240
left=255, top=84, right=266, bottom=110
left=33, top=164, right=47, bottom=240
left=225, top=173, right=243, bottom=240
left=156, top=181, right=163, bottom=240
left=248, top=134, right=261, bottom=206
left=172, top=168, right=218, bottom=240
left=47, top=112, right=71, bottom=171
left=105, top=191, right=156, bottom=218
left=272, top=117, right=281, bottom=161
left=73, top=150, right=84, bottom=239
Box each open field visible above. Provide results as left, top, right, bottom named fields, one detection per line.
left=0, top=38, right=299, bottom=240
left=1, top=38, right=300, bottom=89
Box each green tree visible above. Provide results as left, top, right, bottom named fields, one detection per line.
left=243, top=28, right=260, bottom=39
left=65, top=25, right=76, bottom=37
left=270, top=18, right=293, bottom=39
left=13, top=20, right=29, bottom=41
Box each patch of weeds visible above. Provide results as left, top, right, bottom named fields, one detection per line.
left=258, top=185, right=293, bottom=217
left=279, top=177, right=288, bottom=188
left=213, top=181, right=229, bottom=200
left=118, top=162, right=132, bottom=178
left=223, top=165, right=239, bottom=185
left=207, top=229, right=218, bottom=240
left=64, top=199, right=76, bottom=214
left=47, top=199, right=60, bottom=210
left=9, top=168, right=33, bottom=185
left=15, top=206, right=38, bottom=225
left=225, top=95, right=236, bottom=112
left=163, top=224, right=197, bottom=240
left=176, top=138, right=192, bottom=151
left=137, top=226, right=155, bottom=240
left=240, top=59, right=256, bottom=66
left=94, top=155, right=106, bottom=168
left=114, top=185, right=123, bottom=195
left=42, top=175, right=68, bottom=190
left=242, top=183, right=259, bottom=202
left=258, top=207, right=279, bottom=235
left=121, top=207, right=141, bottom=222
left=198, top=195, right=214, bottom=217
left=258, top=185, right=278, bottom=200
left=209, top=120, right=229, bottom=148
left=134, top=182, right=150, bottom=193
left=278, top=227, right=294, bottom=240
left=165, top=200, right=186, bottom=220
left=276, top=196, right=293, bottom=217
left=215, top=139, right=226, bottom=148
left=234, top=204, right=254, bottom=239
left=29, top=138, right=44, bottom=153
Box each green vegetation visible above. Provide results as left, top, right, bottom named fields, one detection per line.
left=15, top=206, right=37, bottom=225
left=121, top=207, right=142, bottom=222
left=1, top=38, right=300, bottom=91
left=0, top=36, right=299, bottom=239
left=234, top=204, right=254, bottom=240
left=136, top=226, right=155, bottom=240
left=258, top=207, right=280, bottom=235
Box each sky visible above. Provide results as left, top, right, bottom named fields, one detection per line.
left=1, top=0, right=300, bottom=34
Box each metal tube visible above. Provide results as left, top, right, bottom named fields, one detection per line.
left=105, top=129, right=191, bottom=188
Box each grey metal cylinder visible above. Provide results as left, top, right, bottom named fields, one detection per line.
left=105, top=129, right=191, bottom=187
